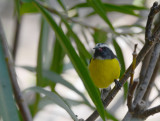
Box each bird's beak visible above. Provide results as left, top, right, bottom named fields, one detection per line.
left=93, top=46, right=102, bottom=51
left=93, top=46, right=99, bottom=49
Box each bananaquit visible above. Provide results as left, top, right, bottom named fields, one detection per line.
left=89, top=43, right=121, bottom=91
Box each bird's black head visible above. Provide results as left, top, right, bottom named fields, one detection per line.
left=93, top=43, right=116, bottom=59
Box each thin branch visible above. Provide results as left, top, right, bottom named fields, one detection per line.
left=0, top=20, right=32, bottom=121
left=127, top=79, right=139, bottom=112
left=149, top=94, right=159, bottom=106
left=127, top=44, right=138, bottom=111
left=143, top=56, right=160, bottom=102
left=140, top=105, right=160, bottom=119
left=148, top=83, right=160, bottom=105
left=145, top=2, right=160, bottom=42
left=12, top=17, right=21, bottom=61
left=139, top=48, right=153, bottom=85
left=130, top=44, right=138, bottom=85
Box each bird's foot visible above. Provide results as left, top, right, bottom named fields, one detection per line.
left=114, top=79, right=122, bottom=89
left=100, top=87, right=111, bottom=102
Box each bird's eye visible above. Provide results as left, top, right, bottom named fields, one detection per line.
left=102, top=47, right=106, bottom=50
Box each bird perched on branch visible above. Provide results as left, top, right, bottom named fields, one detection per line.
left=88, top=43, right=121, bottom=99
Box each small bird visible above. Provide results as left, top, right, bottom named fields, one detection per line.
left=88, top=43, right=121, bottom=99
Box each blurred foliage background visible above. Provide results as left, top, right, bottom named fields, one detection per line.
left=0, top=0, right=160, bottom=121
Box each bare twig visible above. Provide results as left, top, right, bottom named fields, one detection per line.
left=139, top=48, right=153, bottom=84
left=140, top=105, right=160, bottom=119
left=0, top=20, right=32, bottom=121
left=12, top=17, right=21, bottom=61
left=148, top=94, right=159, bottom=106
left=127, top=44, right=138, bottom=111
left=145, top=2, right=160, bottom=42
left=147, top=83, right=160, bottom=105
left=127, top=79, right=139, bottom=112
left=130, top=44, right=138, bottom=85
left=143, top=56, right=160, bottom=102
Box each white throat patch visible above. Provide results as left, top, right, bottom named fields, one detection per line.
left=94, top=56, right=105, bottom=60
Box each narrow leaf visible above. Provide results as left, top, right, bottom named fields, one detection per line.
left=103, top=3, right=146, bottom=16
left=50, top=38, right=65, bottom=74
left=105, top=110, right=119, bottom=121
left=39, top=97, right=91, bottom=109
left=14, top=0, right=21, bottom=19
left=0, top=33, right=20, bottom=121
left=33, top=2, right=105, bottom=120
left=62, top=20, right=91, bottom=59
left=57, top=0, right=67, bottom=12
left=37, top=18, right=49, bottom=87
left=113, top=39, right=125, bottom=77
left=25, top=87, right=78, bottom=121
left=20, top=2, right=38, bottom=15
left=87, top=0, right=114, bottom=31
left=70, top=2, right=146, bottom=17
left=70, top=3, right=89, bottom=9
left=32, top=18, right=50, bottom=115
left=113, top=38, right=128, bottom=100
left=93, top=29, right=107, bottom=43
left=43, top=70, right=92, bottom=107
left=18, top=66, right=92, bottom=108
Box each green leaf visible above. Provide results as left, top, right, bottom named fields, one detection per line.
left=43, top=70, right=92, bottom=107
left=62, top=20, right=91, bottom=60
left=70, top=2, right=146, bottom=17
left=105, top=110, right=119, bottom=121
left=39, top=97, right=90, bottom=109
left=21, top=0, right=33, bottom=3
left=57, top=0, right=67, bottom=12
left=113, top=38, right=128, bottom=100
left=87, top=0, right=114, bottom=31
left=20, top=2, right=38, bottom=15
left=14, top=0, right=21, bottom=19
left=33, top=2, right=106, bottom=120
left=113, top=39, right=125, bottom=77
left=93, top=29, right=107, bottom=44
left=18, top=65, right=36, bottom=72
left=103, top=3, right=146, bottom=16
left=116, top=4, right=146, bottom=10
left=123, top=81, right=129, bottom=101
left=18, top=66, right=93, bottom=108
left=133, top=0, right=146, bottom=7
left=32, top=18, right=50, bottom=116
left=70, top=3, right=89, bottom=9
left=103, top=4, right=137, bottom=16
left=37, top=18, right=49, bottom=87
left=25, top=87, right=78, bottom=121
left=50, top=24, right=65, bottom=91
left=50, top=38, right=65, bottom=74
left=0, top=32, right=20, bottom=121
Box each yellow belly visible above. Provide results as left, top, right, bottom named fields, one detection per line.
left=88, top=58, right=120, bottom=88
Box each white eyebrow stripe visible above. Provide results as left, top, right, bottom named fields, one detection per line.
left=95, top=43, right=109, bottom=48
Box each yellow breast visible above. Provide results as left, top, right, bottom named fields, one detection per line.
left=88, top=58, right=120, bottom=88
